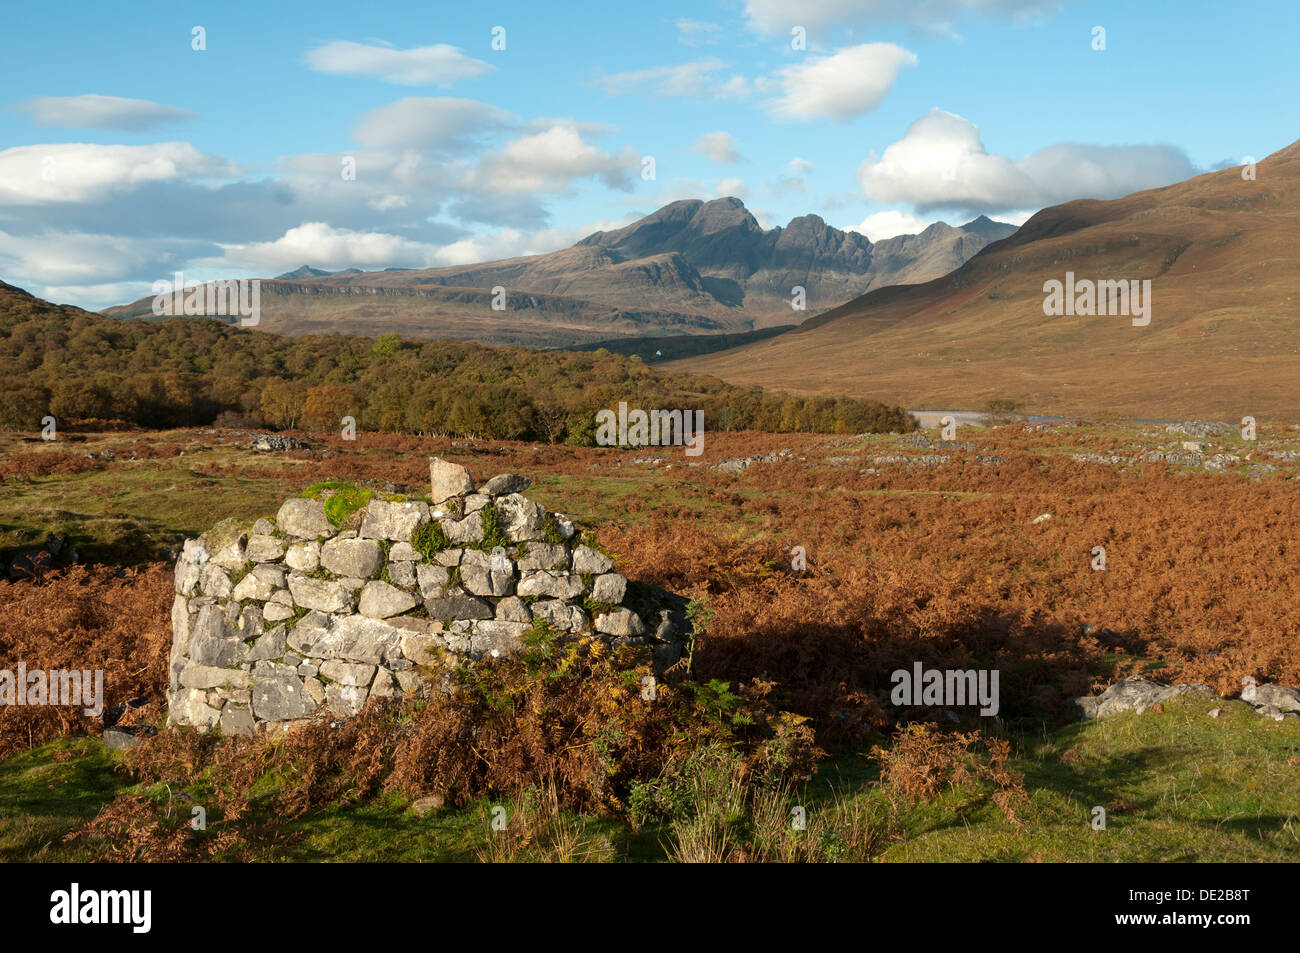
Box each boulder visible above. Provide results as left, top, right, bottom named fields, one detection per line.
left=494, top=596, right=531, bottom=623
left=482, top=473, right=531, bottom=496
left=319, top=537, right=383, bottom=578
left=210, top=537, right=248, bottom=570
left=219, top=706, right=256, bottom=737
left=429, top=457, right=474, bottom=504
left=179, top=663, right=251, bottom=691
left=175, top=539, right=207, bottom=596
left=287, top=614, right=403, bottom=664
left=284, top=540, right=320, bottom=572
left=251, top=661, right=313, bottom=722
left=200, top=563, right=232, bottom=599
left=516, top=544, right=569, bottom=571
left=440, top=512, right=484, bottom=544
left=425, top=590, right=494, bottom=622
left=189, top=604, right=247, bottom=667
left=245, top=534, right=285, bottom=562
left=276, top=498, right=333, bottom=539
left=360, top=499, right=430, bottom=542
left=388, top=542, right=419, bottom=561
left=573, top=545, right=614, bottom=574
left=359, top=581, right=418, bottom=619
left=470, top=621, right=530, bottom=658
left=1068, top=676, right=1215, bottom=719
left=232, top=567, right=279, bottom=602
left=531, top=599, right=588, bottom=633
left=400, top=627, right=447, bottom=666
left=415, top=563, right=450, bottom=598
left=170, top=689, right=221, bottom=730
left=495, top=493, right=548, bottom=542
left=387, top=561, right=417, bottom=588
left=248, top=625, right=287, bottom=662
left=325, top=683, right=369, bottom=716
left=460, top=562, right=515, bottom=598
left=518, top=571, right=586, bottom=600
left=1252, top=683, right=1300, bottom=713
left=592, top=573, right=627, bottom=604
left=263, top=602, right=296, bottom=623
left=319, top=659, right=377, bottom=687
left=595, top=608, right=648, bottom=638
left=287, top=573, right=354, bottom=613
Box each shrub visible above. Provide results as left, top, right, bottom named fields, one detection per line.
left=411, top=521, right=451, bottom=561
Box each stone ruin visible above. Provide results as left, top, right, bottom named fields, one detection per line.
left=166, top=457, right=687, bottom=736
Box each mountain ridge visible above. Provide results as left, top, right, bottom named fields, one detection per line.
left=102, top=197, right=1016, bottom=348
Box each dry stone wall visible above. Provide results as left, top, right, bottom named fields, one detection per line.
left=166, top=458, right=687, bottom=736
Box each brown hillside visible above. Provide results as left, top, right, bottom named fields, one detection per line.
left=671, top=140, right=1300, bottom=420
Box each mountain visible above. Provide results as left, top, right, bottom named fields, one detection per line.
left=104, top=199, right=1015, bottom=348
left=274, top=266, right=363, bottom=279
left=670, top=140, right=1300, bottom=420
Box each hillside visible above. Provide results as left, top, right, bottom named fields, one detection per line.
left=671, top=140, right=1300, bottom=420
left=102, top=199, right=1014, bottom=347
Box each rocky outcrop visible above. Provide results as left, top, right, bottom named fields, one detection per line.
left=1068, top=675, right=1300, bottom=722
left=166, top=458, right=688, bottom=736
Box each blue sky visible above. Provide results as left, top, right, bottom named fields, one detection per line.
left=0, top=0, right=1294, bottom=309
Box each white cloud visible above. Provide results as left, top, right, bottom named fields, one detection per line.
left=0, top=142, right=238, bottom=204
left=367, top=193, right=409, bottom=211
left=787, top=157, right=814, bottom=175
left=766, top=44, right=917, bottom=122
left=462, top=124, right=639, bottom=195
left=429, top=216, right=637, bottom=266
left=843, top=209, right=934, bottom=240
left=12, top=95, right=197, bottom=131
left=209, top=222, right=444, bottom=272
left=986, top=209, right=1035, bottom=227
left=303, top=41, right=493, bottom=86
left=691, top=131, right=741, bottom=163
left=594, top=59, right=749, bottom=100
left=857, top=108, right=1196, bottom=213
left=714, top=177, right=748, bottom=199
left=0, top=228, right=180, bottom=285
left=742, top=0, right=1062, bottom=38
left=353, top=97, right=514, bottom=151
left=674, top=18, right=723, bottom=45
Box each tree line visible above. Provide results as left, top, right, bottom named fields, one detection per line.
left=0, top=290, right=916, bottom=441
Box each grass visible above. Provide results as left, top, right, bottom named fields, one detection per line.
left=5, top=695, right=1297, bottom=862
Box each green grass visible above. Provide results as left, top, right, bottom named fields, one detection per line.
left=6, top=696, right=1296, bottom=862
left=302, top=481, right=375, bottom=526
left=0, top=440, right=306, bottom=563
left=0, top=736, right=126, bottom=862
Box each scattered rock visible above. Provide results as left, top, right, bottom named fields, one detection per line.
left=410, top=794, right=445, bottom=816
left=1068, top=676, right=1214, bottom=719
left=247, top=433, right=308, bottom=452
